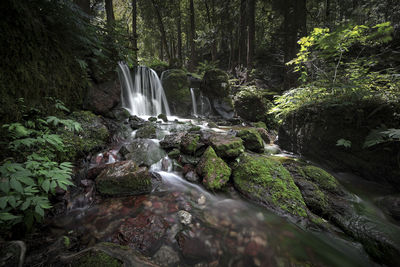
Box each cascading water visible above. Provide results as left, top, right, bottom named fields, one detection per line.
left=190, top=88, right=198, bottom=116
left=118, top=62, right=171, bottom=116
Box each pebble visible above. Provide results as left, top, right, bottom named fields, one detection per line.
left=197, top=195, right=206, bottom=205
left=178, top=210, right=192, bottom=225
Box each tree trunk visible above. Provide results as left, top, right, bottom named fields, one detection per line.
left=189, top=0, right=196, bottom=71
left=247, top=0, right=255, bottom=69
left=105, top=0, right=115, bottom=27
left=74, top=0, right=90, bottom=15
left=326, top=0, right=330, bottom=27
left=132, top=0, right=138, bottom=64
left=160, top=38, right=164, bottom=61
left=176, top=0, right=183, bottom=65
left=238, top=0, right=247, bottom=67
left=151, top=0, right=171, bottom=62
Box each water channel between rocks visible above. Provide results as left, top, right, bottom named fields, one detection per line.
left=51, top=117, right=400, bottom=267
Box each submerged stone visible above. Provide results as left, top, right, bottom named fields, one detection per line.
left=233, top=153, right=307, bottom=218
left=123, top=139, right=166, bottom=167
left=196, top=146, right=231, bottom=190
left=96, top=160, right=152, bottom=196
left=237, top=128, right=264, bottom=153
left=135, top=123, right=157, bottom=139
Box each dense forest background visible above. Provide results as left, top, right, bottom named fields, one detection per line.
left=1, top=0, right=399, bottom=122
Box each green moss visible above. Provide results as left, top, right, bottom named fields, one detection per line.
left=198, top=147, right=231, bottom=190
left=210, top=135, right=244, bottom=159
left=201, top=69, right=230, bottom=98
left=157, top=113, right=168, bottom=122
left=237, top=128, right=264, bottom=153
left=136, top=124, right=156, bottom=139
left=188, top=126, right=201, bottom=132
left=148, top=117, right=157, bottom=122
left=233, top=154, right=307, bottom=217
left=77, top=251, right=122, bottom=267
left=301, top=166, right=339, bottom=192
left=253, top=121, right=267, bottom=130
left=168, top=148, right=181, bottom=159
left=180, top=134, right=200, bottom=154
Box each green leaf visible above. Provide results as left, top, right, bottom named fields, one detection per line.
left=35, top=205, right=44, bottom=217
left=10, top=178, right=23, bottom=193
left=0, top=212, right=21, bottom=221
left=0, top=181, right=10, bottom=194
left=0, top=196, right=8, bottom=209
left=8, top=196, right=16, bottom=208
left=41, top=180, right=50, bottom=193
left=336, top=139, right=352, bottom=148
left=21, top=199, right=31, bottom=211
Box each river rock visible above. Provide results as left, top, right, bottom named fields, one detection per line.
left=208, top=134, right=244, bottom=159
left=376, top=195, right=400, bottom=222
left=84, top=80, right=121, bottom=116
left=237, top=128, right=264, bottom=153
left=212, top=98, right=234, bottom=119
left=96, top=160, right=152, bottom=196
left=180, top=133, right=203, bottom=155
left=176, top=230, right=213, bottom=263
left=152, top=245, right=180, bottom=266
left=110, top=107, right=131, bottom=121
left=129, top=115, right=147, bottom=129
left=233, top=153, right=308, bottom=218
left=122, top=139, right=166, bottom=167
left=196, top=147, right=231, bottom=191
left=136, top=123, right=157, bottom=139
left=160, top=132, right=186, bottom=149
left=178, top=210, right=192, bottom=225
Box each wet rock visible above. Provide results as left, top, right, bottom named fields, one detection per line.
left=96, top=161, right=152, bottom=196
left=123, top=139, right=166, bottom=167
left=160, top=132, right=186, bottom=149
left=111, top=107, right=131, bottom=121
left=180, top=133, right=203, bottom=155
left=252, top=121, right=267, bottom=130
left=178, top=210, right=192, bottom=225
left=129, top=115, right=147, bottom=129
left=157, top=113, right=168, bottom=122
left=162, top=69, right=191, bottom=116
left=201, top=69, right=230, bottom=98
left=237, top=128, right=264, bottom=153
left=299, top=165, right=343, bottom=194
left=208, top=134, right=244, bottom=159
left=84, top=80, right=121, bottom=116
left=167, top=149, right=181, bottom=159
left=264, top=144, right=281, bottom=155
left=180, top=154, right=200, bottom=165
left=197, top=195, right=206, bottom=205
left=256, top=128, right=271, bottom=144
left=196, top=147, right=231, bottom=191
left=113, top=213, right=168, bottom=256
left=185, top=170, right=200, bottom=183
left=188, top=126, right=201, bottom=132
left=176, top=230, right=213, bottom=263
left=376, top=195, right=400, bottom=222
left=136, top=123, right=157, bottom=139
left=233, top=153, right=308, bottom=218
left=212, top=98, right=234, bottom=120
left=152, top=245, right=180, bottom=266
left=71, top=249, right=123, bottom=266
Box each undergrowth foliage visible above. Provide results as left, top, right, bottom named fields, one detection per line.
left=0, top=99, right=77, bottom=231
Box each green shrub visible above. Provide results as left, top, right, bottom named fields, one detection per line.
left=0, top=99, right=76, bottom=231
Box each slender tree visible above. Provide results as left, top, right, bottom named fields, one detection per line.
left=238, top=0, right=247, bottom=67
left=151, top=0, right=171, bottom=61
left=189, top=0, right=196, bottom=71
left=247, top=0, right=255, bottom=69
left=176, top=0, right=183, bottom=65
left=132, top=0, right=138, bottom=63
left=105, top=0, right=115, bottom=26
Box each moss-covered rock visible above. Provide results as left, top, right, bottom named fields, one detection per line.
left=162, top=69, right=191, bottom=116
left=196, top=147, right=231, bottom=190
left=122, top=139, right=166, bottom=167
left=209, top=134, right=244, bottom=159
left=300, top=166, right=340, bottom=193
left=157, top=113, right=168, bottom=122
left=233, top=153, right=307, bottom=217
left=136, top=123, right=156, bottom=139
left=252, top=121, right=267, bottom=130
left=237, top=128, right=264, bottom=153
left=60, top=110, right=109, bottom=161
left=180, top=133, right=202, bottom=155
left=201, top=69, right=230, bottom=98
left=76, top=250, right=122, bottom=267
left=168, top=148, right=181, bottom=159
left=233, top=86, right=275, bottom=125
left=96, top=160, right=152, bottom=196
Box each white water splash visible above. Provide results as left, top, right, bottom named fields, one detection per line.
left=190, top=88, right=198, bottom=116
left=118, top=62, right=171, bottom=116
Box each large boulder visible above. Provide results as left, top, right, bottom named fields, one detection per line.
left=135, top=123, right=157, bottom=139
left=232, top=153, right=308, bottom=219
left=233, top=86, right=274, bottom=124
left=121, top=139, right=166, bottom=167
left=208, top=134, right=244, bottom=159
left=201, top=69, right=230, bottom=98
left=278, top=100, right=400, bottom=190
left=84, top=80, right=121, bottom=116
left=212, top=97, right=234, bottom=119
left=180, top=133, right=203, bottom=155
left=60, top=110, right=110, bottom=161
left=161, top=69, right=191, bottom=116
left=196, top=147, right=231, bottom=190
left=96, top=161, right=153, bottom=196
left=237, top=128, right=264, bottom=153
left=160, top=132, right=186, bottom=149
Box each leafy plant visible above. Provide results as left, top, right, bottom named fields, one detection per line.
left=196, top=60, right=220, bottom=76
left=364, top=127, right=400, bottom=148
left=336, top=139, right=352, bottom=148
left=0, top=99, right=77, bottom=230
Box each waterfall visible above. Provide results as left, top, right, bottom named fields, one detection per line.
left=190, top=88, right=198, bottom=116
left=118, top=62, right=171, bottom=116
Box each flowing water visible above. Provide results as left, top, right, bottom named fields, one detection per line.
left=190, top=88, right=198, bottom=116
left=118, top=62, right=171, bottom=116
left=55, top=119, right=387, bottom=267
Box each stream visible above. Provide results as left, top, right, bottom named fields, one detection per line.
left=50, top=117, right=398, bottom=267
